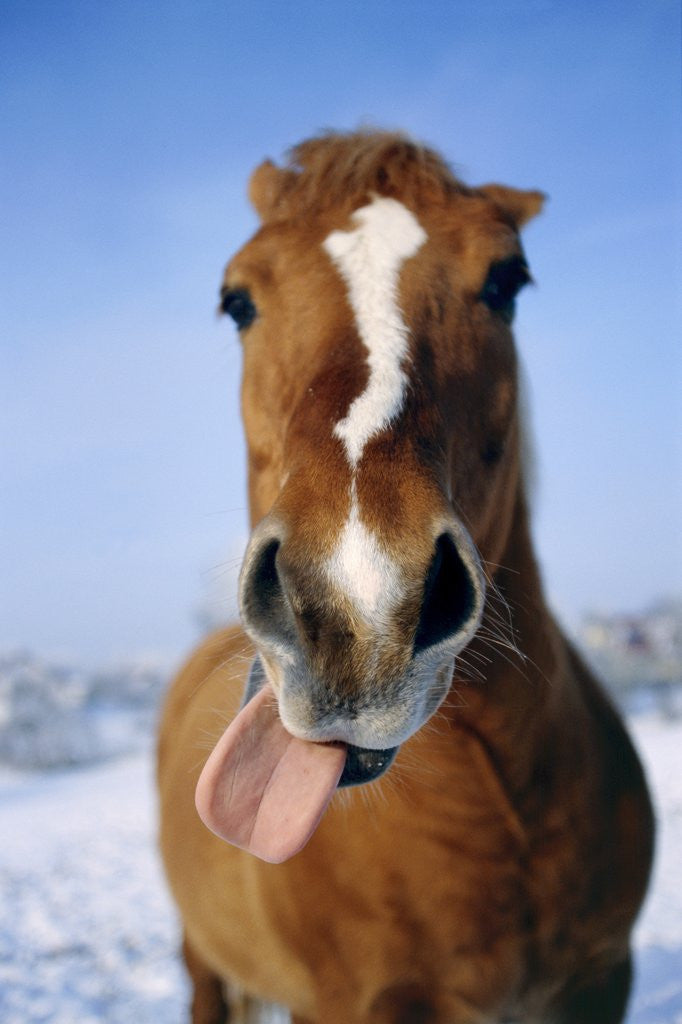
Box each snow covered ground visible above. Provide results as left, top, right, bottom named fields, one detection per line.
left=0, top=712, right=679, bottom=1023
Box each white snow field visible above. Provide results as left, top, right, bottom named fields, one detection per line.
left=0, top=713, right=679, bottom=1024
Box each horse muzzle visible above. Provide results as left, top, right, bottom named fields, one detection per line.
left=242, top=655, right=400, bottom=787
left=238, top=511, right=485, bottom=763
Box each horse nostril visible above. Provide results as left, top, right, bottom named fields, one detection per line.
left=413, top=533, right=478, bottom=655
left=240, top=535, right=296, bottom=649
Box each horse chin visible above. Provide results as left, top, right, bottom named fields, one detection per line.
left=339, top=744, right=399, bottom=788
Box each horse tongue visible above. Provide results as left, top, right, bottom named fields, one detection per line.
left=195, top=683, right=346, bottom=864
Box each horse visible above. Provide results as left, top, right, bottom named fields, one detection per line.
left=158, top=131, right=654, bottom=1024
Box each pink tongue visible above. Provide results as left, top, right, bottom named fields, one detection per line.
left=195, top=683, right=346, bottom=864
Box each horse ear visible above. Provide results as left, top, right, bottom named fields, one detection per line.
left=248, top=160, right=291, bottom=222
left=478, top=185, right=546, bottom=228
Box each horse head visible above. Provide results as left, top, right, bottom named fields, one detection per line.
left=224, top=135, right=542, bottom=789
left=222, top=134, right=543, bottom=793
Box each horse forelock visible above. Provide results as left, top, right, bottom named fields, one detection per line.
left=253, top=130, right=469, bottom=222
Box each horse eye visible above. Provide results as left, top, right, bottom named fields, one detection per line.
left=220, top=288, right=257, bottom=331
left=479, top=258, right=531, bottom=323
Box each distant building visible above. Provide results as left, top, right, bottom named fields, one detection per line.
left=579, top=598, right=682, bottom=704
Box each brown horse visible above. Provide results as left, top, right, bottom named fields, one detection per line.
left=158, top=131, right=654, bottom=1024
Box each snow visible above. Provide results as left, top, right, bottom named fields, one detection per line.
left=0, top=712, right=680, bottom=1023
left=628, top=714, right=682, bottom=1024
left=0, top=652, right=166, bottom=770
left=0, top=755, right=187, bottom=1023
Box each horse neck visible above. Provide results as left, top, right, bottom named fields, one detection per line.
left=450, top=486, right=581, bottom=795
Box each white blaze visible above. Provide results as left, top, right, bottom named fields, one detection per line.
left=326, top=483, right=404, bottom=622
left=323, top=195, right=427, bottom=468
left=323, top=196, right=427, bottom=621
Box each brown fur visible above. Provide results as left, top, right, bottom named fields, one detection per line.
left=158, top=132, right=653, bottom=1023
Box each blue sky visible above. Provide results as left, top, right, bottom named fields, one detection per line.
left=1, top=0, right=680, bottom=666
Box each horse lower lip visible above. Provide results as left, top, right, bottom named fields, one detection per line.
left=338, top=744, right=399, bottom=788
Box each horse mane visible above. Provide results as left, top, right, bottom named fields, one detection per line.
left=249, top=130, right=470, bottom=222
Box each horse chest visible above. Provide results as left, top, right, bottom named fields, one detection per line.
left=235, top=743, right=531, bottom=1020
